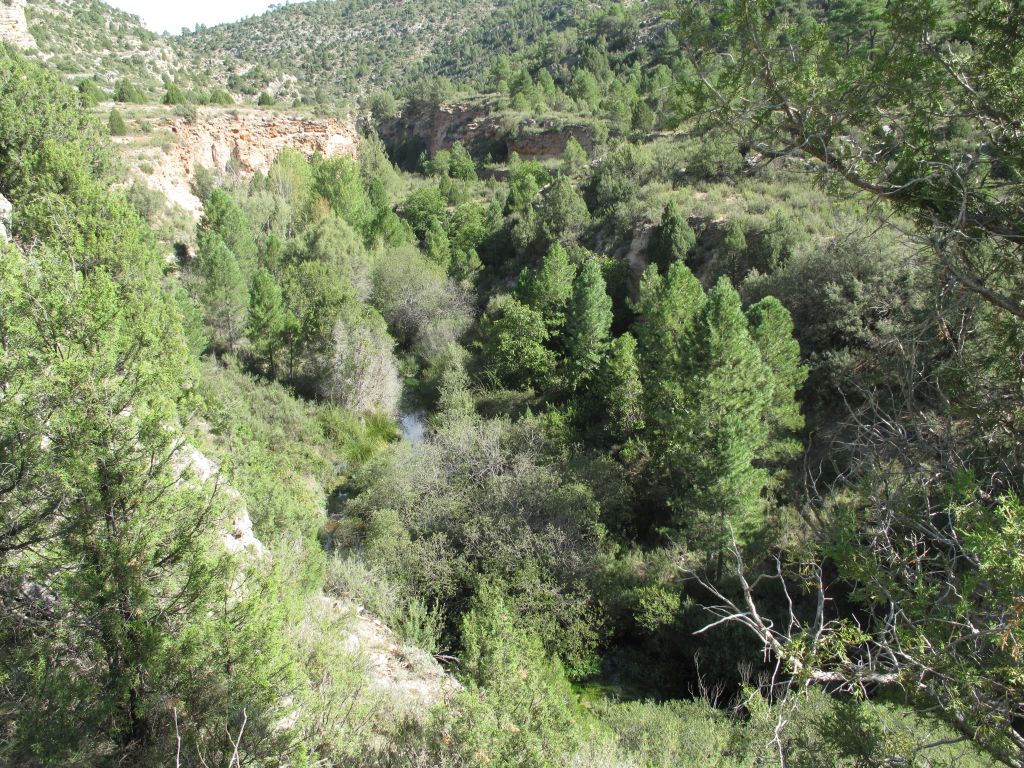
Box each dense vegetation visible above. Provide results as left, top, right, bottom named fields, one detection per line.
left=2, top=0, right=1024, bottom=765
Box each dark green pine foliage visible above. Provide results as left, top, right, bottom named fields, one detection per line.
left=669, top=278, right=773, bottom=556
left=198, top=188, right=258, bottom=275
left=517, top=242, right=577, bottom=333
left=564, top=259, right=613, bottom=390
left=745, top=296, right=808, bottom=464
left=594, top=332, right=644, bottom=443
left=194, top=233, right=247, bottom=351
left=632, top=262, right=706, bottom=378
left=247, top=267, right=286, bottom=375
left=649, top=200, right=696, bottom=273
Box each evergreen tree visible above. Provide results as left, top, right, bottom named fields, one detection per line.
left=565, top=259, right=613, bottom=390
left=247, top=267, right=286, bottom=375
left=746, top=296, right=807, bottom=463
left=721, top=217, right=748, bottom=281
left=449, top=141, right=477, bottom=180
left=649, top=200, right=696, bottom=273
left=632, top=262, right=706, bottom=378
left=108, top=107, right=128, bottom=136
left=199, top=188, right=257, bottom=275
left=425, top=217, right=452, bottom=272
left=648, top=278, right=773, bottom=570
left=594, top=332, right=644, bottom=443
left=482, top=297, right=557, bottom=391
left=194, top=233, right=247, bottom=351
left=561, top=137, right=589, bottom=176
left=537, top=175, right=590, bottom=245
left=517, top=242, right=577, bottom=333
left=162, top=81, right=188, bottom=105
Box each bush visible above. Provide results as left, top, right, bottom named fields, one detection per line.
left=108, top=107, right=128, bottom=136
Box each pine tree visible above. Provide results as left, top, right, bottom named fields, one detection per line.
left=108, top=108, right=128, bottom=136
left=517, top=242, right=577, bottom=333
left=632, top=262, right=706, bottom=378
left=199, top=188, right=257, bottom=275
left=594, top=332, right=644, bottom=443
left=565, top=259, right=613, bottom=390
left=659, top=279, right=773, bottom=567
left=425, top=218, right=452, bottom=272
left=537, top=176, right=590, bottom=245
left=247, top=268, right=286, bottom=375
left=721, top=218, right=748, bottom=281
left=194, top=233, right=247, bottom=351
left=746, top=296, right=807, bottom=463
left=649, top=201, right=696, bottom=273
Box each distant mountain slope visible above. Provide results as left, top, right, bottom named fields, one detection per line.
left=178, top=0, right=604, bottom=102
left=21, top=0, right=180, bottom=91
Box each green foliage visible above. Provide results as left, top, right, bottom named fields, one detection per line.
left=247, top=267, right=286, bottom=374
left=192, top=232, right=247, bottom=351
left=113, top=77, right=146, bottom=103
left=564, top=258, right=613, bottom=391
left=537, top=175, right=591, bottom=245
left=162, top=80, right=188, bottom=105
left=517, top=242, right=577, bottom=332
left=594, top=332, right=644, bottom=444
left=107, top=106, right=128, bottom=136
left=482, top=295, right=558, bottom=391
left=649, top=200, right=695, bottom=273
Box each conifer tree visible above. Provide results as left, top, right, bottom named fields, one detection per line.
left=565, top=259, right=613, bottom=390
left=517, top=242, right=577, bottom=333
left=595, top=332, right=644, bottom=443
left=721, top=218, right=748, bottom=281
left=632, top=262, right=706, bottom=378
left=194, top=233, right=247, bottom=351
left=537, top=176, right=590, bottom=245
left=247, top=267, right=286, bottom=375
left=746, top=296, right=807, bottom=463
left=425, top=218, right=452, bottom=272
left=108, top=107, right=128, bottom=136
left=649, top=200, right=696, bottom=273
left=199, top=188, right=257, bottom=275
left=660, top=279, right=772, bottom=568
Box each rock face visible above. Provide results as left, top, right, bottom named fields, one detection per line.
left=379, top=104, right=597, bottom=168
left=0, top=193, right=11, bottom=242
left=0, top=0, right=33, bottom=49
left=119, top=108, right=359, bottom=217
left=315, top=596, right=460, bottom=710
left=379, top=103, right=505, bottom=169
left=174, top=444, right=265, bottom=558
left=507, top=121, right=596, bottom=162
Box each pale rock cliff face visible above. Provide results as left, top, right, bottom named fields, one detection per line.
left=0, top=193, right=11, bottom=242
left=118, top=108, right=359, bottom=217
left=0, top=0, right=34, bottom=49
left=174, top=444, right=265, bottom=558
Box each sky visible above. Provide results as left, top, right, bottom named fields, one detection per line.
left=106, top=1, right=282, bottom=34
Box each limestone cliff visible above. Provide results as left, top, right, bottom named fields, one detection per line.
left=116, top=107, right=359, bottom=217
left=0, top=0, right=33, bottom=49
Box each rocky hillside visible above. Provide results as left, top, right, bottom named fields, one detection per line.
left=112, top=105, right=359, bottom=216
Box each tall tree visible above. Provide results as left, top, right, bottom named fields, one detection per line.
left=247, top=267, right=286, bottom=375
left=517, top=242, right=577, bottom=333
left=564, top=259, right=613, bottom=390
left=594, top=332, right=644, bottom=443
left=649, top=200, right=696, bottom=273
left=194, top=233, right=247, bottom=351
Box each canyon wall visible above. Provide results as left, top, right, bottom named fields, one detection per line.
left=0, top=0, right=34, bottom=49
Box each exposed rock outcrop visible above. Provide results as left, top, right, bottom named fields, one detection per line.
left=314, top=596, right=460, bottom=710
left=0, top=193, right=11, bottom=242
left=174, top=444, right=265, bottom=558
left=507, top=121, right=596, bottom=162
left=117, top=107, right=359, bottom=217
left=379, top=103, right=597, bottom=168
left=0, top=0, right=34, bottom=49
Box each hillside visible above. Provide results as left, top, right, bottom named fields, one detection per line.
left=4, top=1, right=1024, bottom=766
